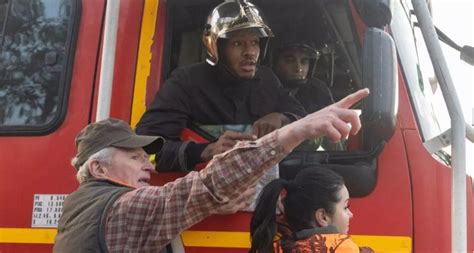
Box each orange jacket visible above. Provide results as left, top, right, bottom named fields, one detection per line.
left=273, top=233, right=360, bottom=253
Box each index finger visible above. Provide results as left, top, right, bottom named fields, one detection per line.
left=334, top=88, right=370, bottom=109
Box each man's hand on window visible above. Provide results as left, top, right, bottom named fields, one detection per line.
left=252, top=112, right=289, bottom=138
left=200, top=130, right=256, bottom=161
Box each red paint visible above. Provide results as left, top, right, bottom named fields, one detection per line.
left=0, top=0, right=106, bottom=251
left=403, top=129, right=474, bottom=252
left=348, top=0, right=366, bottom=44
left=467, top=177, right=474, bottom=252
left=110, top=0, right=145, bottom=121
left=397, top=67, right=418, bottom=130
left=0, top=0, right=105, bottom=225
left=185, top=248, right=248, bottom=253
left=404, top=130, right=451, bottom=251
left=350, top=125, right=413, bottom=236
left=146, top=0, right=167, bottom=105
left=90, top=0, right=144, bottom=122
left=1, top=0, right=473, bottom=252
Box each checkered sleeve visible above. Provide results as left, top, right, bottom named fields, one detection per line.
left=105, top=131, right=289, bottom=252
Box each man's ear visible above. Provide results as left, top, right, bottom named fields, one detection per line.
left=89, top=160, right=107, bottom=178
left=314, top=208, right=330, bottom=227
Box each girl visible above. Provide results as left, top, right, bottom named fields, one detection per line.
left=249, top=167, right=373, bottom=253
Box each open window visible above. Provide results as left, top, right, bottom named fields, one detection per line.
left=165, top=0, right=361, bottom=97
left=163, top=0, right=397, bottom=197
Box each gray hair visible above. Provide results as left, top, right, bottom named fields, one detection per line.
left=73, top=147, right=116, bottom=184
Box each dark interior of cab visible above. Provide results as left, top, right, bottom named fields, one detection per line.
left=163, top=0, right=386, bottom=197
left=166, top=0, right=362, bottom=101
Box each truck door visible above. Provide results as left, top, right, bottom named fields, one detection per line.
left=148, top=0, right=411, bottom=252
left=0, top=0, right=105, bottom=251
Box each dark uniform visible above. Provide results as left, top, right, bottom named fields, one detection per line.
left=136, top=62, right=306, bottom=172
left=284, top=78, right=335, bottom=113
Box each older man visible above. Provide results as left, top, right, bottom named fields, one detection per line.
left=52, top=88, right=368, bottom=252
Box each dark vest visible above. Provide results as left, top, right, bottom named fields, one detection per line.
left=53, top=179, right=131, bottom=253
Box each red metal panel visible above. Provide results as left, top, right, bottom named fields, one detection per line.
left=397, top=68, right=418, bottom=131
left=467, top=176, right=474, bottom=252
left=0, top=0, right=105, bottom=251
left=404, top=130, right=451, bottom=252
left=146, top=0, right=167, bottom=105
left=348, top=125, right=413, bottom=236
left=185, top=248, right=247, bottom=253
left=0, top=244, right=53, bottom=252
left=90, top=0, right=144, bottom=122
left=110, top=0, right=145, bottom=121
left=0, top=0, right=105, bottom=225
left=190, top=212, right=251, bottom=232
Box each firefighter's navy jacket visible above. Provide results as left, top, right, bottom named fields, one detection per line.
left=136, top=62, right=305, bottom=172
left=284, top=78, right=335, bottom=113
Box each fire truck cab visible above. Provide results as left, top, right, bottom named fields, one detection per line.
left=0, top=0, right=473, bottom=252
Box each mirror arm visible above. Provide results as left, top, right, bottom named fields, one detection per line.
left=467, top=123, right=474, bottom=143
left=413, top=21, right=474, bottom=65
left=424, top=123, right=474, bottom=154
left=434, top=26, right=463, bottom=51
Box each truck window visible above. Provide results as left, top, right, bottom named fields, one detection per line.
left=0, top=0, right=79, bottom=134
left=165, top=0, right=363, bottom=152
left=390, top=0, right=449, bottom=142
left=158, top=0, right=378, bottom=196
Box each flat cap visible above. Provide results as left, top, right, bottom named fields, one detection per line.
left=74, top=118, right=163, bottom=170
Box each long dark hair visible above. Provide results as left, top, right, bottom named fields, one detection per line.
left=249, top=167, right=345, bottom=253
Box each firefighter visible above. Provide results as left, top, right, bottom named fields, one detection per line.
left=272, top=39, right=335, bottom=113
left=272, top=39, right=346, bottom=154
left=53, top=89, right=369, bottom=252
left=136, top=0, right=306, bottom=172
left=249, top=167, right=374, bottom=253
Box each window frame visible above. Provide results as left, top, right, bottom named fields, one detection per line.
left=0, top=0, right=82, bottom=136
left=389, top=0, right=446, bottom=142
left=160, top=0, right=381, bottom=197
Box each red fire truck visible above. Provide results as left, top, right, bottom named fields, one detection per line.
left=1, top=0, right=473, bottom=252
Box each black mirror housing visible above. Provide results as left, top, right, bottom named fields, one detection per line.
left=354, top=0, right=392, bottom=28
left=361, top=27, right=398, bottom=148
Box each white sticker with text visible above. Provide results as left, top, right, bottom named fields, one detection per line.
left=32, top=194, right=67, bottom=228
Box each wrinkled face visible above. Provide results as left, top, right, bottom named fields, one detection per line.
left=275, top=47, right=311, bottom=81
left=221, top=29, right=261, bottom=79
left=103, top=148, right=154, bottom=188
left=326, top=185, right=353, bottom=233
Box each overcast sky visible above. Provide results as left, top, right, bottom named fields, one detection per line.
left=431, top=0, right=474, bottom=175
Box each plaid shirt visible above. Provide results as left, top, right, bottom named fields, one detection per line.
left=105, top=131, right=288, bottom=252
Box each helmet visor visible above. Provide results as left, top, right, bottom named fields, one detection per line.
left=222, top=27, right=271, bottom=39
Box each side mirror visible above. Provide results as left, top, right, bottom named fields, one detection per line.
left=361, top=27, right=398, bottom=149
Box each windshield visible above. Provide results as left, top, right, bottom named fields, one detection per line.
left=389, top=0, right=450, bottom=142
